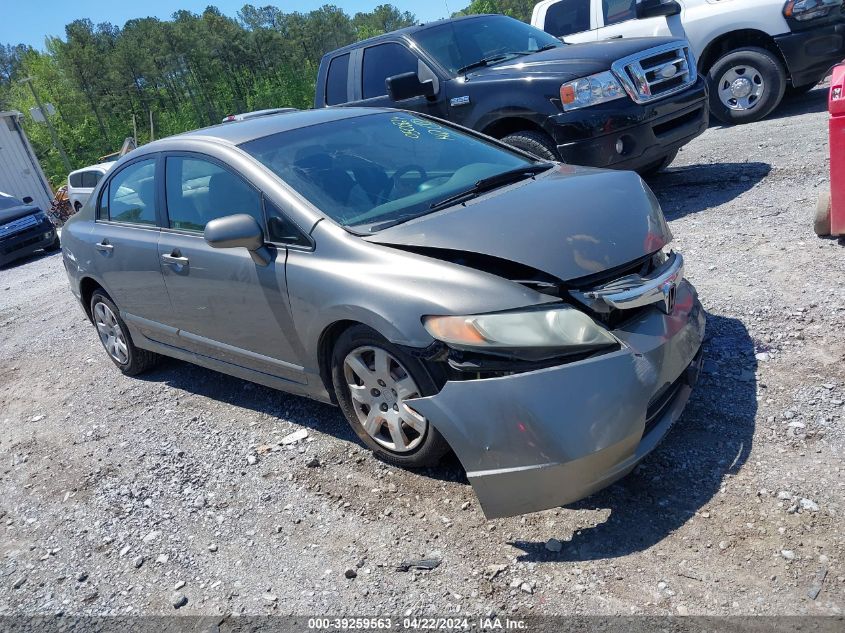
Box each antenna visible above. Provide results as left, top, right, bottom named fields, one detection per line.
left=444, top=0, right=451, bottom=16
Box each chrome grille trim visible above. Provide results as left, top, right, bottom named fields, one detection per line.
left=0, top=214, right=39, bottom=240
left=611, top=41, right=697, bottom=104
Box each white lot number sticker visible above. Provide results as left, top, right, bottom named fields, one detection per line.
left=391, top=116, right=453, bottom=141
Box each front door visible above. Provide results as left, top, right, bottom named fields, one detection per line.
left=594, top=0, right=683, bottom=41
left=537, top=0, right=598, bottom=42
left=346, top=41, right=447, bottom=118
left=157, top=154, right=305, bottom=384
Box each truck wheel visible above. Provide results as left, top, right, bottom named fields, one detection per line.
left=814, top=190, right=831, bottom=237
left=501, top=131, right=561, bottom=161
left=708, top=47, right=786, bottom=124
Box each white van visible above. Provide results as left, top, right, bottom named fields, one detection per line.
left=67, top=162, right=115, bottom=211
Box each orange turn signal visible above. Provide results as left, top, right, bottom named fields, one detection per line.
left=423, top=316, right=486, bottom=345
left=560, top=84, right=576, bottom=105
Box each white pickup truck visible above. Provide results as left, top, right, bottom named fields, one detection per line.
left=531, top=0, right=845, bottom=123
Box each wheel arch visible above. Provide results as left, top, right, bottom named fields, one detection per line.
left=317, top=319, right=363, bottom=404
left=79, top=276, right=107, bottom=321
left=481, top=116, right=549, bottom=140
left=698, top=29, right=788, bottom=77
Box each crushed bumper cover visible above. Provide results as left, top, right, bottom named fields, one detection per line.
left=407, top=280, right=705, bottom=519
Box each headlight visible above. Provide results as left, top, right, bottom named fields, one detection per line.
left=560, top=71, right=626, bottom=111
left=423, top=306, right=617, bottom=352
left=784, top=0, right=842, bottom=20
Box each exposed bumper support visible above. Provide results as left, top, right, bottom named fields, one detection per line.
left=407, top=280, right=705, bottom=518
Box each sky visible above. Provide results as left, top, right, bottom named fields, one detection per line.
left=0, top=0, right=456, bottom=49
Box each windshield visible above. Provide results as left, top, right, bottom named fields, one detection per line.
left=0, top=194, right=25, bottom=211
left=411, top=15, right=563, bottom=75
left=240, top=112, right=536, bottom=231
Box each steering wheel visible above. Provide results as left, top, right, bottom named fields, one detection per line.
left=392, top=165, right=428, bottom=193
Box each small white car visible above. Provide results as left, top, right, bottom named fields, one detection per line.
left=531, top=0, right=845, bottom=123
left=67, top=162, right=115, bottom=211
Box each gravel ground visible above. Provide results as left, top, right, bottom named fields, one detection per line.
left=1, top=88, right=844, bottom=619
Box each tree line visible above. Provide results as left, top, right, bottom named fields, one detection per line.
left=0, top=1, right=534, bottom=187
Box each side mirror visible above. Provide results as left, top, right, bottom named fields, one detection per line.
left=386, top=72, right=436, bottom=102
left=204, top=213, right=272, bottom=266
left=22, top=196, right=33, bottom=204
left=637, top=0, right=681, bottom=19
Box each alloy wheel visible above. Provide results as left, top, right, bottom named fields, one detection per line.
left=343, top=345, right=427, bottom=453
left=717, top=65, right=765, bottom=111
left=93, top=301, right=129, bottom=365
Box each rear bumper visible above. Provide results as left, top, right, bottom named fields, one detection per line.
left=0, top=219, right=57, bottom=267
left=408, top=280, right=705, bottom=519
left=775, top=22, right=845, bottom=88
left=548, top=76, right=709, bottom=171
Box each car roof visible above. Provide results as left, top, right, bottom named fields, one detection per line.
left=321, top=14, right=498, bottom=58
left=150, top=107, right=395, bottom=148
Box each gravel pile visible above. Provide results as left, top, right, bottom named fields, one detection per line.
left=1, top=87, right=842, bottom=617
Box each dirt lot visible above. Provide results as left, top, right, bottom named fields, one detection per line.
left=1, top=89, right=844, bottom=619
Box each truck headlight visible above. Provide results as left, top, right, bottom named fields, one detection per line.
left=423, top=306, right=617, bottom=352
left=560, top=71, right=626, bottom=111
left=783, top=0, right=842, bottom=21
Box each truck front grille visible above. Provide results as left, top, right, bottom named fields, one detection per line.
left=611, top=42, right=697, bottom=104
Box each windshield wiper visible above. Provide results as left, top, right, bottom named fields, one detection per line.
left=427, top=163, right=554, bottom=213
left=456, top=54, right=511, bottom=75
left=512, top=44, right=561, bottom=56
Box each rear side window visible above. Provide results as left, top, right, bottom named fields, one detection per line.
left=81, top=171, right=100, bottom=188
left=544, top=0, right=591, bottom=37
left=603, top=0, right=637, bottom=26
left=165, top=156, right=263, bottom=232
left=362, top=43, right=419, bottom=99
left=69, top=172, right=83, bottom=188
left=326, top=54, right=350, bottom=105
left=105, top=159, right=157, bottom=226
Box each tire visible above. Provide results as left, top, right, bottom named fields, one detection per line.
left=639, top=149, right=679, bottom=177
left=501, top=130, right=561, bottom=161
left=707, top=47, right=786, bottom=125
left=331, top=324, right=449, bottom=468
left=74, top=202, right=82, bottom=213
left=90, top=290, right=159, bottom=376
left=814, top=190, right=831, bottom=237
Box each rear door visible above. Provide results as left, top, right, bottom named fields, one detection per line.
left=92, top=156, right=177, bottom=342
left=156, top=153, right=306, bottom=384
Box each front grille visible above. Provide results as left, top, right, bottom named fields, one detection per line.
left=611, top=42, right=697, bottom=104
left=0, top=214, right=39, bottom=240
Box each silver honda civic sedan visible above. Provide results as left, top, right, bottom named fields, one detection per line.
left=61, top=107, right=704, bottom=518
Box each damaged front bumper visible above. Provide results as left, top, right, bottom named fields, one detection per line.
left=407, top=279, right=705, bottom=519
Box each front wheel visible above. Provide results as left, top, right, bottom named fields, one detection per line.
left=331, top=325, right=449, bottom=468
left=708, top=47, right=786, bottom=124
left=501, top=130, right=561, bottom=161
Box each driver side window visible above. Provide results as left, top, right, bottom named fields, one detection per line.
left=362, top=43, right=419, bottom=100
left=603, top=0, right=638, bottom=26
left=544, top=0, right=591, bottom=37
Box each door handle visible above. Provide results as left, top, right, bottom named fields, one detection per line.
left=95, top=240, right=113, bottom=252
left=161, top=253, right=189, bottom=266
left=609, top=35, right=624, bottom=39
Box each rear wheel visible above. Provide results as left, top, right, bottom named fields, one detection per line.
left=90, top=290, right=159, bottom=375
left=814, top=190, right=832, bottom=237
left=331, top=325, right=449, bottom=468
left=708, top=47, right=786, bottom=124
left=501, top=130, right=561, bottom=161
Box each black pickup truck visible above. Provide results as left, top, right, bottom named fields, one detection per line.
left=314, top=14, right=709, bottom=173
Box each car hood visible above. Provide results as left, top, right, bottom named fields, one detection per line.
left=0, top=204, right=41, bottom=225
left=467, top=37, right=684, bottom=81
left=364, top=166, right=671, bottom=283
